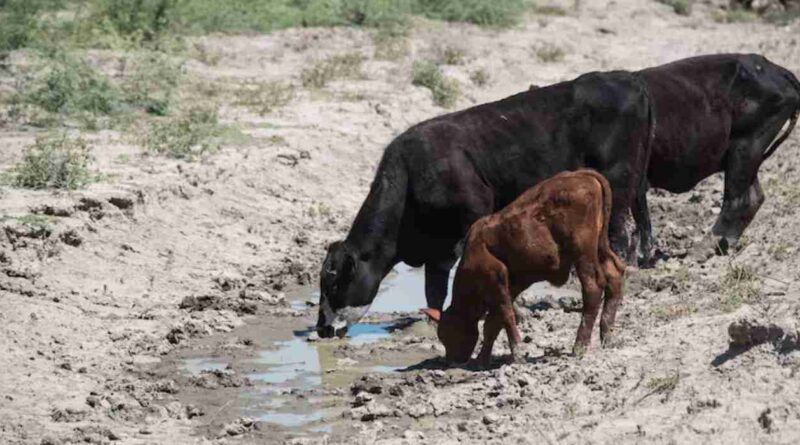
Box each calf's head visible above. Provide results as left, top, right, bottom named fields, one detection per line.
left=422, top=308, right=479, bottom=364
left=317, top=241, right=380, bottom=338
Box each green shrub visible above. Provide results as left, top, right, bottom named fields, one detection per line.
left=0, top=0, right=65, bottom=53
left=90, top=0, right=175, bottom=42
left=120, top=52, right=182, bottom=116
left=234, top=80, right=294, bottom=115
left=470, top=68, right=490, bottom=86
left=11, top=133, right=93, bottom=190
left=301, top=52, right=364, bottom=88
left=412, top=60, right=460, bottom=107
left=719, top=264, right=760, bottom=312
left=142, top=106, right=225, bottom=159
left=23, top=52, right=121, bottom=117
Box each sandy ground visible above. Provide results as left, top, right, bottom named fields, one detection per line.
left=2, top=0, right=800, bottom=443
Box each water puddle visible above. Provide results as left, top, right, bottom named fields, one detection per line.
left=180, top=265, right=449, bottom=433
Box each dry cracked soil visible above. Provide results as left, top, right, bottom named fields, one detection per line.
left=2, top=0, right=800, bottom=444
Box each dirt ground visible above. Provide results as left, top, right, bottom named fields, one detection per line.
left=2, top=0, right=800, bottom=444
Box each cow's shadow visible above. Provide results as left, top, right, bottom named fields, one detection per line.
left=400, top=352, right=558, bottom=373
left=711, top=344, right=754, bottom=367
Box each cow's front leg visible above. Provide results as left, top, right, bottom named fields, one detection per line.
left=632, top=183, right=656, bottom=268
left=424, top=258, right=455, bottom=310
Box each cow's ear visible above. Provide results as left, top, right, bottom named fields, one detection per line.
left=421, top=308, right=441, bottom=323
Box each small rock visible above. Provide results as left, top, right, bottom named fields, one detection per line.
left=483, top=413, right=499, bottom=425
left=353, top=392, right=373, bottom=407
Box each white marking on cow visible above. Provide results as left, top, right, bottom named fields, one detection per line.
left=319, top=298, right=371, bottom=331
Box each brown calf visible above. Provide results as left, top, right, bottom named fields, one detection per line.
left=423, top=169, right=626, bottom=365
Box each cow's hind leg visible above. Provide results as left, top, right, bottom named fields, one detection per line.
left=574, top=257, right=604, bottom=357
left=600, top=255, right=625, bottom=346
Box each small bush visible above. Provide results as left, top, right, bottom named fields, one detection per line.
left=120, top=52, right=183, bottom=116
left=234, top=80, right=294, bottom=115
left=301, top=53, right=364, bottom=89
left=534, top=42, right=565, bottom=63
left=656, top=0, right=692, bottom=16
left=89, top=0, right=175, bottom=43
left=719, top=263, right=761, bottom=312
left=412, top=60, right=460, bottom=107
left=142, top=106, right=225, bottom=159
left=11, top=133, right=93, bottom=190
left=435, top=44, right=467, bottom=65
left=470, top=68, right=490, bottom=87
left=17, top=52, right=121, bottom=126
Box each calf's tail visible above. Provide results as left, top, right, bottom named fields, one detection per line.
left=582, top=170, right=626, bottom=273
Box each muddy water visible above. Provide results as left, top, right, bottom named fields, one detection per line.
left=179, top=264, right=447, bottom=433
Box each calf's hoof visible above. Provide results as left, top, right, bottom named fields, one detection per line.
left=572, top=344, right=588, bottom=359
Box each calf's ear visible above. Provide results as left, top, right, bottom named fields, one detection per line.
left=421, top=308, right=441, bottom=323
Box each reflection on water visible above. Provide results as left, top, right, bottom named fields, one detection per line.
left=181, top=322, right=395, bottom=430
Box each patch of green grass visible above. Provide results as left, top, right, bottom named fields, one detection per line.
left=533, top=4, right=568, bottom=16
left=763, top=9, right=800, bottom=26
left=713, top=9, right=757, bottom=23
left=719, top=263, right=761, bottom=312
left=656, top=0, right=692, bottom=16
left=120, top=51, right=183, bottom=116
left=647, top=372, right=680, bottom=396
left=142, top=106, right=226, bottom=160
left=413, top=0, right=528, bottom=27
left=234, top=80, right=294, bottom=115
left=0, top=0, right=65, bottom=53
left=412, top=60, right=460, bottom=108
left=534, top=42, right=565, bottom=63
left=9, top=133, right=94, bottom=190
left=301, top=53, right=364, bottom=89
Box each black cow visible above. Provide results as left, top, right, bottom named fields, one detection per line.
left=633, top=54, right=800, bottom=262
left=317, top=71, right=653, bottom=337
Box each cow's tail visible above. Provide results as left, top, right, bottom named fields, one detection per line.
left=582, top=170, right=626, bottom=273
left=763, top=68, right=800, bottom=159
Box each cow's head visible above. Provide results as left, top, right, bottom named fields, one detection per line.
left=317, top=241, right=379, bottom=338
left=422, top=307, right=479, bottom=365
left=712, top=179, right=765, bottom=253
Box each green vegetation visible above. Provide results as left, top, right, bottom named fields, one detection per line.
left=712, top=9, right=757, bottom=23
left=9, top=133, right=94, bottom=190
left=1, top=0, right=530, bottom=55
left=120, top=51, right=183, bottom=116
left=142, top=106, right=226, bottom=160
left=719, top=263, right=761, bottom=312
left=301, top=53, right=364, bottom=89
left=436, top=44, right=467, bottom=65
left=647, top=372, right=680, bottom=396
left=235, top=80, right=295, bottom=115
left=412, top=60, right=460, bottom=108
left=656, top=0, right=692, bottom=16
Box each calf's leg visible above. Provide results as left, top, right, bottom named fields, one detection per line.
left=600, top=257, right=625, bottom=346
left=425, top=258, right=456, bottom=310
left=477, top=310, right=503, bottom=367
left=574, top=259, right=603, bottom=357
